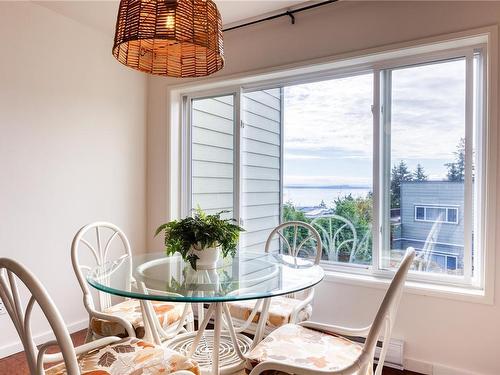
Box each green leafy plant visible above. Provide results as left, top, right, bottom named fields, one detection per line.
left=155, top=208, right=244, bottom=270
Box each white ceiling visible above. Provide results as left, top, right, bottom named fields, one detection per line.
left=36, top=1, right=309, bottom=35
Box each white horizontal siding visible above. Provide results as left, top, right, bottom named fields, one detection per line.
left=240, top=89, right=282, bottom=254
left=214, top=96, right=234, bottom=105
left=243, top=238, right=280, bottom=253
left=240, top=229, right=276, bottom=248
left=243, top=204, right=280, bottom=220
left=242, top=166, right=279, bottom=180
left=192, top=161, right=232, bottom=178
left=242, top=180, right=279, bottom=193
left=244, top=216, right=280, bottom=233
left=241, top=139, right=279, bottom=157
left=192, top=177, right=233, bottom=194
left=243, top=96, right=280, bottom=122
left=264, top=88, right=281, bottom=98
left=244, top=91, right=281, bottom=110
left=192, top=110, right=233, bottom=135
left=242, top=153, right=279, bottom=169
left=190, top=91, right=282, bottom=254
left=192, top=144, right=233, bottom=164
left=201, top=207, right=234, bottom=215
left=192, top=97, right=233, bottom=120
left=191, top=95, right=234, bottom=217
left=243, top=192, right=280, bottom=206
left=243, top=112, right=280, bottom=134
left=192, top=127, right=233, bottom=149
left=244, top=125, right=280, bottom=145
left=193, top=193, right=233, bottom=210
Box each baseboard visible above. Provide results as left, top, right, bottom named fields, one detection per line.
left=405, top=357, right=486, bottom=375
left=0, top=319, right=88, bottom=359
left=405, top=358, right=433, bottom=374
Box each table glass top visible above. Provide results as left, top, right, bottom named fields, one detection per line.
left=87, top=252, right=324, bottom=302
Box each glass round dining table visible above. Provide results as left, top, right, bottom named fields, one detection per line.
left=87, top=251, right=324, bottom=375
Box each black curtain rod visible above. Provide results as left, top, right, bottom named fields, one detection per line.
left=222, top=0, right=339, bottom=32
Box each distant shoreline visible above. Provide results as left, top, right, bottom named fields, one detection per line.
left=284, top=185, right=370, bottom=189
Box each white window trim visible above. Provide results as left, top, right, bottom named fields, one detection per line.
left=167, top=26, right=498, bottom=304
left=414, top=205, right=460, bottom=224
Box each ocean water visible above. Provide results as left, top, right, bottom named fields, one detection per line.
left=283, top=187, right=372, bottom=207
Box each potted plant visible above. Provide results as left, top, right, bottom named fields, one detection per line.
left=155, top=208, right=244, bottom=270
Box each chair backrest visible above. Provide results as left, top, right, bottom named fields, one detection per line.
left=0, top=258, right=79, bottom=375
left=71, top=222, right=132, bottom=312
left=311, top=215, right=359, bottom=263
left=362, top=248, right=416, bottom=375
left=265, top=221, right=322, bottom=265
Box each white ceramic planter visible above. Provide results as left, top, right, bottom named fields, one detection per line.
left=190, top=245, right=220, bottom=269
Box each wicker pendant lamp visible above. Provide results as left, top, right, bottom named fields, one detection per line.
left=113, top=0, right=224, bottom=78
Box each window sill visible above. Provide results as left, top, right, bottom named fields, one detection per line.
left=322, top=269, right=492, bottom=305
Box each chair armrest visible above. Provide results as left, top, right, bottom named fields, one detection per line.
left=298, top=320, right=372, bottom=338
left=40, top=336, right=123, bottom=365
left=89, top=308, right=136, bottom=338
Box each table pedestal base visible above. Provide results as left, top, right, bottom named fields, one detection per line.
left=166, top=300, right=270, bottom=375
left=169, top=330, right=253, bottom=374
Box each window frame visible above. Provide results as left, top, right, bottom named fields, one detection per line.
left=376, top=48, right=485, bottom=288
left=170, top=27, right=496, bottom=301
left=414, top=205, right=460, bottom=225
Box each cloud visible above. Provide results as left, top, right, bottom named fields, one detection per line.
left=284, top=74, right=373, bottom=158
left=285, top=153, right=324, bottom=160
left=388, top=60, right=465, bottom=160
left=283, top=58, right=467, bottom=182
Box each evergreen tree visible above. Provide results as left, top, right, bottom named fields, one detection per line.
left=446, top=162, right=462, bottom=181
left=445, top=138, right=465, bottom=182
left=413, top=164, right=428, bottom=181
left=391, top=160, right=413, bottom=208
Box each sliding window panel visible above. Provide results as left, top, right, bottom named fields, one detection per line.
left=240, top=88, right=282, bottom=253
left=381, top=57, right=477, bottom=278
left=282, top=74, right=374, bottom=266
left=191, top=95, right=236, bottom=219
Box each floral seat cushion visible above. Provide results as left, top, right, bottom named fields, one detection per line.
left=228, top=296, right=312, bottom=329
left=245, top=324, right=368, bottom=374
left=46, top=337, right=200, bottom=375
left=91, top=299, right=191, bottom=338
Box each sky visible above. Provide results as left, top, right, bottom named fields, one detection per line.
left=283, top=58, right=466, bottom=187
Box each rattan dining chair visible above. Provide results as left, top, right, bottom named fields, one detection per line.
left=71, top=221, right=193, bottom=342
left=0, top=257, right=199, bottom=375
left=245, top=248, right=416, bottom=375
left=228, top=221, right=322, bottom=335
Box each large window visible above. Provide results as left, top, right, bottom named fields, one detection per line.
left=414, top=205, right=459, bottom=224
left=182, top=40, right=487, bottom=288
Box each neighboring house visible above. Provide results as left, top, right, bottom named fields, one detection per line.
left=394, top=181, right=464, bottom=271
left=298, top=206, right=334, bottom=218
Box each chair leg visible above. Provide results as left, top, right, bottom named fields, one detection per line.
left=186, top=316, right=195, bottom=332
left=84, top=322, right=94, bottom=343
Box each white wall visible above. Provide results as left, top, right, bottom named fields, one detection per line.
left=0, top=2, right=147, bottom=356
left=147, top=2, right=500, bottom=374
